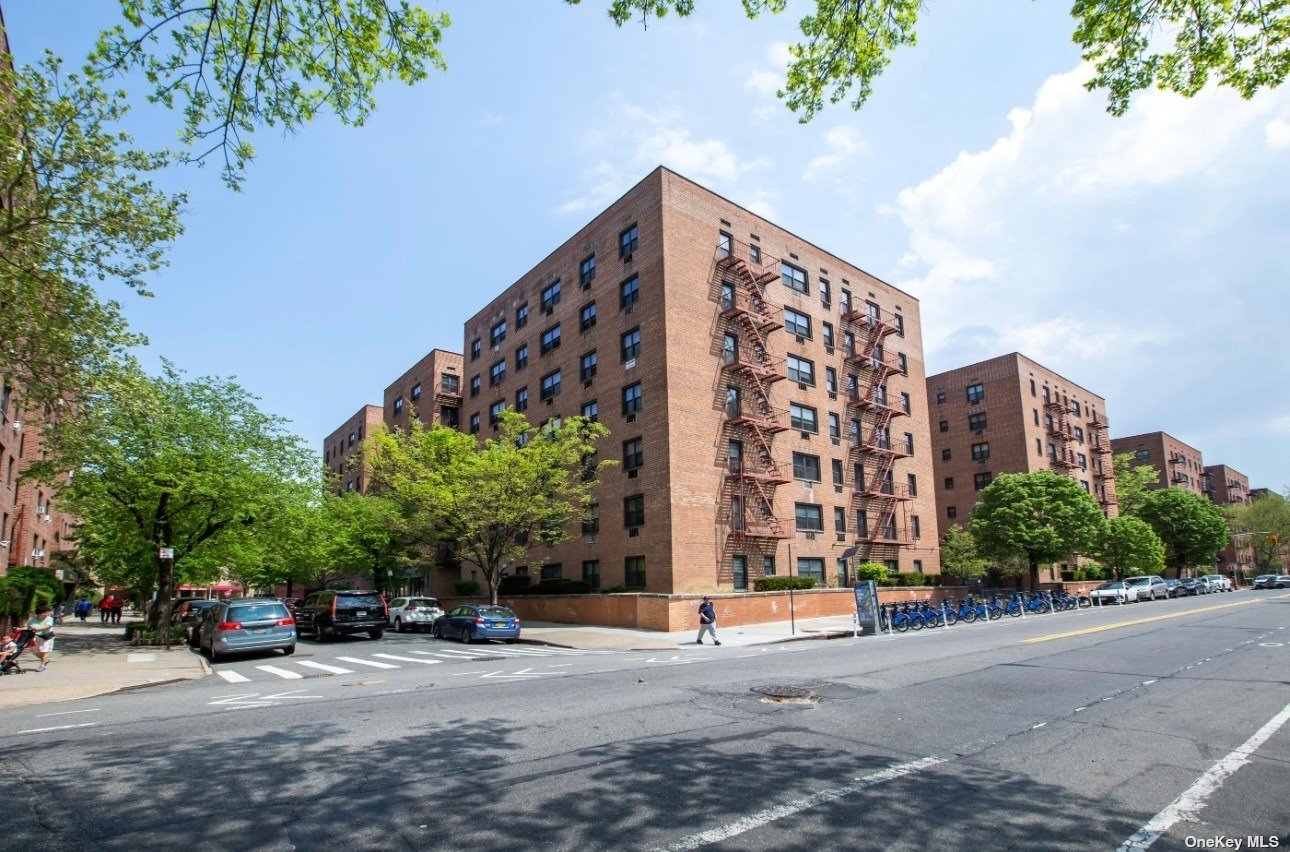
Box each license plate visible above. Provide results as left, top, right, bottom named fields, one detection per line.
left=252, top=628, right=266, bottom=634
left=356, top=610, right=367, bottom=617
left=491, top=622, right=505, bottom=628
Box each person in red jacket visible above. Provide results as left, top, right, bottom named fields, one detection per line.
left=99, top=595, right=117, bottom=624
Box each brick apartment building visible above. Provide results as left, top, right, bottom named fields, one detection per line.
left=459, top=167, right=940, bottom=595
left=925, top=353, right=1116, bottom=582
left=383, top=348, right=464, bottom=434
left=1111, top=431, right=1206, bottom=497
left=1204, top=463, right=1253, bottom=577
left=323, top=405, right=384, bottom=493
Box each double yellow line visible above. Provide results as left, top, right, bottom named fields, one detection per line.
left=1021, top=594, right=1290, bottom=644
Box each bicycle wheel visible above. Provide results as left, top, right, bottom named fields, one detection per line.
left=961, top=610, right=976, bottom=624
left=943, top=611, right=957, bottom=626
left=893, top=616, right=908, bottom=633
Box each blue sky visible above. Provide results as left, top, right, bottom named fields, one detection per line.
left=8, top=2, right=1289, bottom=493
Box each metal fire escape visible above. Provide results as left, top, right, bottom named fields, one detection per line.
left=1045, top=399, right=1078, bottom=472
left=716, top=245, right=791, bottom=541
left=1089, top=410, right=1116, bottom=512
left=841, top=301, right=911, bottom=561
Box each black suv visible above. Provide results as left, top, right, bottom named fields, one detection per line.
left=296, top=590, right=388, bottom=641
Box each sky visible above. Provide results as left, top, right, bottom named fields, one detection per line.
left=7, top=2, right=1289, bottom=492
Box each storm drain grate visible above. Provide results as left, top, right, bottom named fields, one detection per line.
left=750, top=685, right=814, bottom=702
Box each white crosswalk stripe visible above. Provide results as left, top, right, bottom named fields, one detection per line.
left=217, top=670, right=251, bottom=683
left=295, top=660, right=354, bottom=675
left=372, top=653, right=441, bottom=665
left=256, top=665, right=304, bottom=680
left=335, top=656, right=399, bottom=669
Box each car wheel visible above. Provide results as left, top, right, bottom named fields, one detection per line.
left=282, top=645, right=295, bottom=656
left=370, top=630, right=384, bottom=640
left=459, top=627, right=472, bottom=644
left=315, top=620, right=330, bottom=642
left=431, top=624, right=442, bottom=639
left=394, top=618, right=405, bottom=633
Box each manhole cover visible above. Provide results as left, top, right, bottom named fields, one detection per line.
left=751, top=685, right=812, bottom=699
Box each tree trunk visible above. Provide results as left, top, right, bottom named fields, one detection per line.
left=153, top=552, right=175, bottom=647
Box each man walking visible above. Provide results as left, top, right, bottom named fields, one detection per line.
left=696, top=596, right=720, bottom=645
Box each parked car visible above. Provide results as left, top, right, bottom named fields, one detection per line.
left=196, top=598, right=295, bottom=662
left=1178, top=577, right=1208, bottom=596
left=1202, top=575, right=1233, bottom=592
left=1271, top=575, right=1290, bottom=589
left=1124, top=576, right=1168, bottom=601
left=387, top=597, right=444, bottom=633
left=432, top=604, right=521, bottom=643
left=295, top=590, right=388, bottom=641
left=1253, top=574, right=1278, bottom=589
left=1089, top=581, right=1138, bottom=605
left=173, top=599, right=220, bottom=645
left=1164, top=578, right=1184, bottom=598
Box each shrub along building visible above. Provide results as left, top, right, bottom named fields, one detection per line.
left=459, top=167, right=940, bottom=595
left=925, top=353, right=1117, bottom=583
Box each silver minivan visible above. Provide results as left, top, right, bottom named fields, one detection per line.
left=198, top=598, right=296, bottom=662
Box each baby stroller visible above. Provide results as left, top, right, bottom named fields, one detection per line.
left=0, top=629, right=36, bottom=675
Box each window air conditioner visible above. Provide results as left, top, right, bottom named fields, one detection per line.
left=805, top=532, right=816, bottom=540
left=35, top=505, right=46, bottom=515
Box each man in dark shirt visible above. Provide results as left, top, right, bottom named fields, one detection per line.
left=696, top=597, right=720, bottom=645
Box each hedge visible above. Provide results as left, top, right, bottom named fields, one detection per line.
left=753, top=576, right=818, bottom=591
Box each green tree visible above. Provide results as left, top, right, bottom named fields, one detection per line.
left=0, top=54, right=184, bottom=410
left=1093, top=515, right=1166, bottom=580
left=1230, top=491, right=1290, bottom=573
left=92, top=0, right=451, bottom=187
left=0, top=566, right=66, bottom=619
left=853, top=561, right=889, bottom=584
left=970, top=470, right=1106, bottom=589
left=1135, top=487, right=1230, bottom=576
left=1112, top=452, right=1159, bottom=517
left=938, top=524, right=989, bottom=583
left=582, top=1, right=1288, bottom=120
left=27, top=361, right=317, bottom=631
left=367, top=411, right=611, bottom=605
left=319, top=490, right=424, bottom=595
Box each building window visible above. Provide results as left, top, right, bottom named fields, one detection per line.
left=939, top=419, right=949, bottom=433
left=1036, top=438, right=1043, bottom=456
left=717, top=231, right=732, bottom=258
left=797, top=558, right=824, bottom=581
left=831, top=458, right=844, bottom=485
left=1072, top=401, right=1082, bottom=416
left=621, top=327, right=640, bottom=361
left=1033, top=408, right=1040, bottom=426
left=897, top=353, right=908, bottom=375
left=788, top=355, right=815, bottom=386
left=822, top=321, right=834, bottom=348
left=900, top=392, right=911, bottom=414
left=580, top=255, right=596, bottom=287
left=582, top=560, right=600, bottom=589
left=581, top=351, right=598, bottom=382
left=947, top=506, right=957, bottom=519
left=580, top=302, right=597, bottom=331
left=1078, top=452, right=1087, bottom=469
left=894, top=314, right=905, bottom=337
left=758, top=554, right=774, bottom=577
left=792, top=452, right=821, bottom=482
left=907, top=473, right=918, bottom=497
left=469, top=413, right=480, bottom=434
left=750, top=243, right=761, bottom=263
left=904, top=432, right=915, bottom=455
left=936, top=390, right=946, bottom=405
left=622, top=382, right=643, bottom=415
left=1134, top=449, right=1150, bottom=461
left=619, top=225, right=639, bottom=258
left=490, top=320, right=506, bottom=346
left=941, top=448, right=952, bottom=461
left=516, top=387, right=529, bottom=412
left=410, top=383, right=422, bottom=402
left=623, top=437, right=643, bottom=471
left=944, top=477, right=954, bottom=490
left=470, top=376, right=481, bottom=398
left=516, top=303, right=529, bottom=329
left=819, top=278, right=831, bottom=307
left=912, top=516, right=921, bottom=540
left=488, top=400, right=506, bottom=426
left=470, top=338, right=481, bottom=360
left=971, top=442, right=990, bottom=461
left=540, top=370, right=562, bottom=400
left=540, top=281, right=561, bottom=312
left=842, top=331, right=855, bottom=356
left=1074, top=426, right=1085, bottom=443
left=795, top=503, right=824, bottom=532
left=828, top=412, right=841, bottom=440
left=968, top=412, right=987, bottom=431
left=490, top=359, right=506, bottom=387
left=620, top=275, right=640, bottom=309
left=781, top=261, right=808, bottom=294
left=581, top=400, right=598, bottom=421
left=579, top=502, right=600, bottom=535
left=540, top=324, right=562, bottom=355
left=790, top=403, right=818, bottom=433
left=825, top=367, right=837, bottom=395
left=624, top=494, right=645, bottom=527
left=1029, top=378, right=1036, bottom=396
left=624, top=555, right=646, bottom=588
left=974, top=471, right=993, bottom=490
left=784, top=307, right=812, bottom=338
left=393, top=397, right=404, bottom=415
left=834, top=506, right=846, bottom=534
left=966, top=383, right=985, bottom=403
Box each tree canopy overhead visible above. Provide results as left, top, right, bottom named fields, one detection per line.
left=579, top=0, right=1289, bottom=120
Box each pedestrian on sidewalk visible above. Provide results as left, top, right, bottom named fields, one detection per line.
left=74, top=597, right=92, bottom=622
left=25, top=604, right=56, bottom=672
left=98, top=595, right=114, bottom=623
left=696, top=596, right=721, bottom=645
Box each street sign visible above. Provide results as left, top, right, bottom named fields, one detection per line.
left=853, top=581, right=879, bottom=635
left=158, top=547, right=174, bottom=559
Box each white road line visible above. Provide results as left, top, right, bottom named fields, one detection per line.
left=17, top=723, right=98, bottom=734
left=36, top=708, right=100, bottom=718
left=295, top=660, right=355, bottom=674
left=1117, top=702, right=1290, bottom=851
left=373, top=654, right=442, bottom=665
left=217, top=670, right=251, bottom=683
left=256, top=665, right=304, bottom=680
left=335, top=656, right=399, bottom=669
left=656, top=757, right=945, bottom=851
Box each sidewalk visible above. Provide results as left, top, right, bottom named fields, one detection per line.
left=520, top=613, right=862, bottom=651
left=0, top=619, right=209, bottom=709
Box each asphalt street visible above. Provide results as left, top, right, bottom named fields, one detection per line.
left=3, top=592, right=1287, bottom=851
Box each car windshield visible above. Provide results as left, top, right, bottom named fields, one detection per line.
left=1126, top=578, right=1150, bottom=586
left=336, top=595, right=384, bottom=608
left=409, top=598, right=439, bottom=607
left=1100, top=582, right=1124, bottom=590
left=229, top=604, right=288, bottom=622
left=478, top=606, right=516, bottom=618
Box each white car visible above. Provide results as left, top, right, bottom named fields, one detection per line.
left=1090, top=581, right=1139, bottom=605
left=387, top=596, right=444, bottom=633
left=1201, top=575, right=1233, bottom=592
left=1124, top=575, right=1168, bottom=601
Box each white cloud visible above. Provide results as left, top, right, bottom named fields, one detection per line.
left=1266, top=414, right=1290, bottom=435
left=745, top=69, right=779, bottom=98
left=803, top=126, right=867, bottom=182
left=1267, top=116, right=1290, bottom=150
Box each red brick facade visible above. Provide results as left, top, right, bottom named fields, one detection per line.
left=1204, top=463, right=1253, bottom=576
left=323, top=405, right=384, bottom=493
left=383, top=348, right=464, bottom=434
left=1111, top=431, right=1205, bottom=497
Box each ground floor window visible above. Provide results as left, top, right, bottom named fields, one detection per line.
left=582, top=560, right=600, bottom=590
left=625, top=556, right=646, bottom=588
left=733, top=555, right=747, bottom=590
left=762, top=555, right=775, bottom=576
left=797, top=557, right=824, bottom=581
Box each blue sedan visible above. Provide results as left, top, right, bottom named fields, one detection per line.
left=432, top=604, right=521, bottom=644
